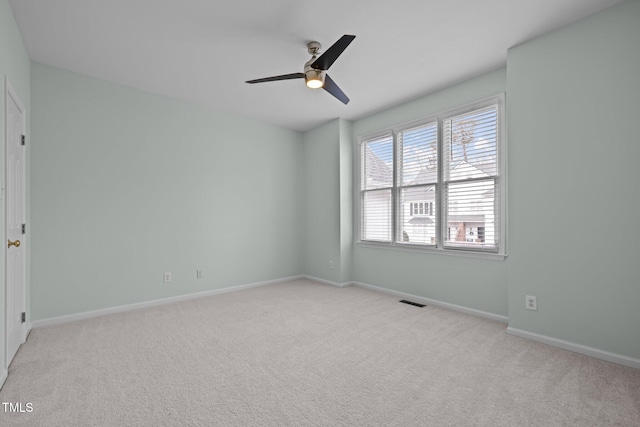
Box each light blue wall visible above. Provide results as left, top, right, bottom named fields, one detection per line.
left=30, top=63, right=302, bottom=320
left=1, top=0, right=30, bottom=372
left=351, top=69, right=509, bottom=317
left=507, top=0, right=640, bottom=359
left=301, top=118, right=353, bottom=283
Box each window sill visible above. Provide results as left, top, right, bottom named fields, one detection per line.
left=356, top=241, right=507, bottom=261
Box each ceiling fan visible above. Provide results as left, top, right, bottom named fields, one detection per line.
left=245, top=35, right=356, bottom=105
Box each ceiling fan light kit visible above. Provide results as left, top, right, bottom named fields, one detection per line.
left=304, top=70, right=325, bottom=89
left=246, top=35, right=356, bottom=104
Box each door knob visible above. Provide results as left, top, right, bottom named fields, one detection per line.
left=7, top=239, right=20, bottom=248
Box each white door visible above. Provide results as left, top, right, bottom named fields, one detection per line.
left=5, top=80, right=26, bottom=366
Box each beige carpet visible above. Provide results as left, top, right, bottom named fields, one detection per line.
left=1, top=279, right=639, bottom=426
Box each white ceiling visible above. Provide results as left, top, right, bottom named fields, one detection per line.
left=9, top=0, right=623, bottom=132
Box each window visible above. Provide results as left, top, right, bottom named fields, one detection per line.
left=410, top=202, right=433, bottom=216
left=361, top=135, right=393, bottom=242
left=359, top=95, right=505, bottom=257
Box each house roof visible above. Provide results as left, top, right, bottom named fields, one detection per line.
left=410, top=167, right=437, bottom=186
left=365, top=145, right=392, bottom=187
left=449, top=161, right=493, bottom=180
left=448, top=215, right=486, bottom=223
left=408, top=217, right=434, bottom=225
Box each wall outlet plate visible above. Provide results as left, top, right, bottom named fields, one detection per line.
left=526, top=295, right=537, bottom=311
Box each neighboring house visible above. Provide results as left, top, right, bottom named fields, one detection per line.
left=364, top=145, right=496, bottom=246
left=444, top=161, right=496, bottom=246
left=401, top=167, right=437, bottom=244
left=403, top=161, right=495, bottom=245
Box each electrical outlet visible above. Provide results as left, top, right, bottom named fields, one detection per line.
left=196, top=269, right=203, bottom=279
left=329, top=260, right=334, bottom=269
left=526, top=295, right=537, bottom=311
left=163, top=272, right=172, bottom=283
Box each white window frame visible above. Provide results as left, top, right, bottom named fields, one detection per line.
left=357, top=94, right=507, bottom=260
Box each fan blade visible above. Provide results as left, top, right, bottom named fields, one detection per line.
left=246, top=73, right=304, bottom=84
left=323, top=74, right=349, bottom=104
left=311, top=35, right=356, bottom=71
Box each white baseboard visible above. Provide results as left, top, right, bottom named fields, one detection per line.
left=351, top=281, right=509, bottom=324
left=351, top=281, right=640, bottom=369
left=23, top=323, right=32, bottom=343
left=31, top=275, right=305, bottom=329
left=0, top=369, right=7, bottom=390
left=301, top=275, right=352, bottom=288
left=507, top=327, right=640, bottom=370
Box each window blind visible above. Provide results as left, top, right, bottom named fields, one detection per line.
left=361, top=135, right=393, bottom=242
left=443, top=106, right=499, bottom=250
left=397, top=123, right=438, bottom=245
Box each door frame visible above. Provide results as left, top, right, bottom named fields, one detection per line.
left=4, top=77, right=28, bottom=370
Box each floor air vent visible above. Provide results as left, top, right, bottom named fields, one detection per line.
left=399, top=300, right=426, bottom=308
